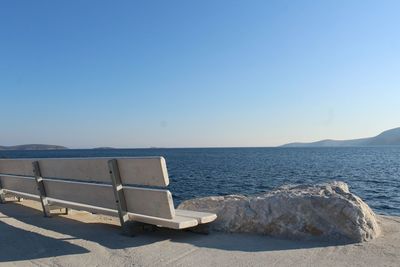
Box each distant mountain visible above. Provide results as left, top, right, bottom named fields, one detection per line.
left=0, top=144, right=68, bottom=150
left=281, top=127, right=400, bottom=147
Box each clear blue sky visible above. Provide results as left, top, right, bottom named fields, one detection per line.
left=1, top=0, right=399, bottom=148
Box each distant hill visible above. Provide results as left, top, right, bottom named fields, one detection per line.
left=0, top=144, right=68, bottom=150
left=281, top=127, right=400, bottom=147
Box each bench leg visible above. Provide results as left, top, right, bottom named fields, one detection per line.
left=32, top=161, right=52, bottom=217
left=48, top=206, right=69, bottom=216
left=41, top=202, right=52, bottom=217
left=108, top=159, right=131, bottom=234
left=186, top=224, right=211, bottom=235
left=121, top=221, right=157, bottom=236
left=0, top=192, right=24, bottom=204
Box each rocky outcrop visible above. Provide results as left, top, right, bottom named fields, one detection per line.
left=178, top=182, right=380, bottom=242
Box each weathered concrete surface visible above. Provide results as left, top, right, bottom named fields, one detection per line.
left=178, top=181, right=380, bottom=242
left=1, top=199, right=398, bottom=267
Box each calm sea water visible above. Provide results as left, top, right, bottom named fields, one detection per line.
left=1, top=147, right=399, bottom=216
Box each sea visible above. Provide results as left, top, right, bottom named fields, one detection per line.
left=1, top=147, right=399, bottom=216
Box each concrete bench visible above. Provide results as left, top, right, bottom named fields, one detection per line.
left=0, top=157, right=216, bottom=232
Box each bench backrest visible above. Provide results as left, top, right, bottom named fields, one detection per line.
left=0, top=157, right=175, bottom=219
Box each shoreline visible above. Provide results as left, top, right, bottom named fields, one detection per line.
left=0, top=199, right=399, bottom=266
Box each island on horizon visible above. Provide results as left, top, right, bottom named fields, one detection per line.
left=0, top=144, right=68, bottom=151
left=281, top=127, right=400, bottom=147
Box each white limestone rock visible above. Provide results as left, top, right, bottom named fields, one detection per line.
left=178, top=181, right=380, bottom=242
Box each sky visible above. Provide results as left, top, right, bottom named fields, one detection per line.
left=1, top=0, right=399, bottom=148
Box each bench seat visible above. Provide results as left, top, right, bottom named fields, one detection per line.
left=128, top=213, right=199, bottom=229
left=175, top=209, right=217, bottom=224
